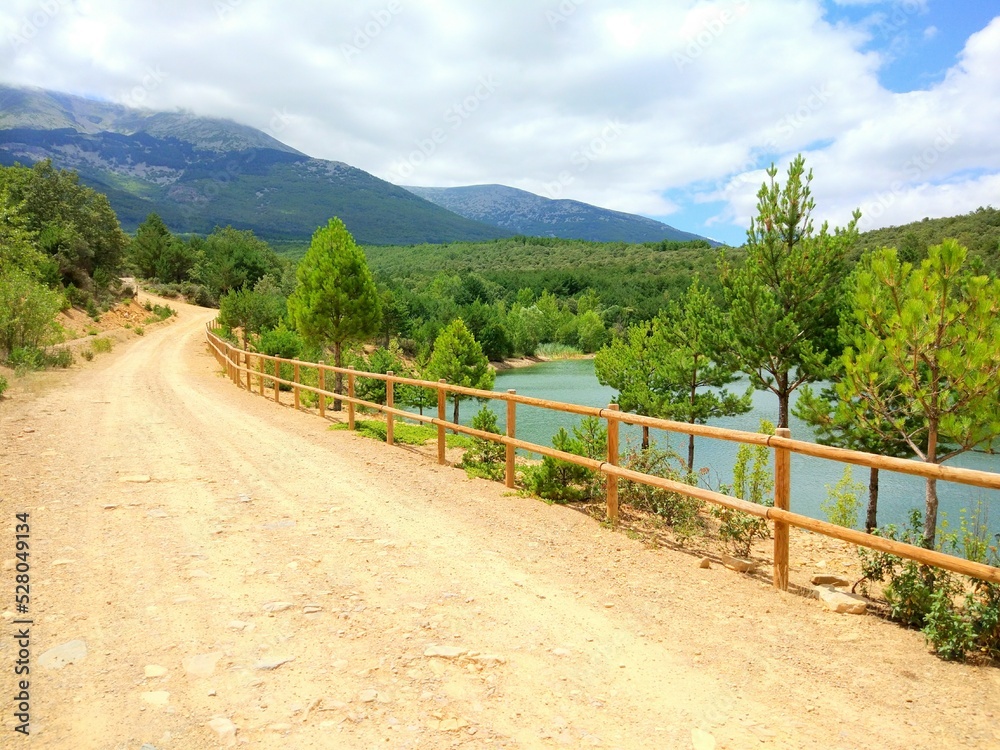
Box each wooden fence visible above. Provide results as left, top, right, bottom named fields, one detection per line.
left=205, top=323, right=1000, bottom=589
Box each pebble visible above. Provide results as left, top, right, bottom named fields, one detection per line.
left=207, top=717, right=238, bottom=747
left=144, top=665, right=168, bottom=678
left=228, top=620, right=249, bottom=630
left=183, top=652, right=223, bottom=678
left=303, top=604, right=323, bottom=614
left=141, top=691, right=170, bottom=707
left=38, top=639, right=87, bottom=670
left=811, top=574, right=851, bottom=587
left=698, top=557, right=712, bottom=569
left=23, top=427, right=35, bottom=434
left=692, top=728, right=717, bottom=750
left=552, top=648, right=571, bottom=657
left=268, top=723, right=293, bottom=732
left=262, top=601, right=294, bottom=613
left=721, top=554, right=757, bottom=573
left=359, top=689, right=379, bottom=703
left=255, top=656, right=294, bottom=671
left=120, top=475, right=152, bottom=483
left=424, top=645, right=466, bottom=658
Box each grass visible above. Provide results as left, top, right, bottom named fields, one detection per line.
left=535, top=342, right=585, bottom=359
left=143, top=302, right=176, bottom=324
left=331, top=419, right=472, bottom=449
left=91, top=338, right=113, bottom=354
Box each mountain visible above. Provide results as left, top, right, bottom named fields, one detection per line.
left=0, top=84, right=508, bottom=245
left=404, top=183, right=715, bottom=244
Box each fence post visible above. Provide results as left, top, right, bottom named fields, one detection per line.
left=437, top=379, right=447, bottom=465
left=318, top=366, right=326, bottom=418
left=386, top=371, right=395, bottom=446
left=348, top=366, right=356, bottom=431
left=274, top=358, right=281, bottom=403
left=293, top=362, right=300, bottom=410
left=257, top=356, right=265, bottom=396
left=606, top=404, right=620, bottom=524
left=773, top=427, right=792, bottom=591
left=505, top=390, right=517, bottom=489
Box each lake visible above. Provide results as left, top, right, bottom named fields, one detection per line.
left=470, top=358, right=999, bottom=538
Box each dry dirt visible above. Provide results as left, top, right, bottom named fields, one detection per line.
left=1, top=296, right=999, bottom=750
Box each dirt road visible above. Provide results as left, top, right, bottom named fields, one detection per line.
left=2, top=298, right=999, bottom=749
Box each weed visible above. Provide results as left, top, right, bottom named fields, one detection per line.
left=0, top=375, right=7, bottom=398
left=134, top=327, right=144, bottom=336
left=619, top=441, right=703, bottom=541
left=822, top=465, right=864, bottom=529
left=459, top=406, right=506, bottom=481
left=91, top=338, right=112, bottom=354
left=712, top=420, right=774, bottom=557
left=81, top=349, right=94, bottom=361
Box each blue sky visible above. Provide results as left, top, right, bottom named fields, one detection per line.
left=1, top=0, right=999, bottom=245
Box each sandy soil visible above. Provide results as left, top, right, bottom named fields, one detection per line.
left=1, top=296, right=999, bottom=749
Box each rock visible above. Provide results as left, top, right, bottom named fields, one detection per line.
left=471, top=654, right=506, bottom=665
left=141, top=691, right=170, bottom=707
left=815, top=584, right=868, bottom=615
left=183, top=652, right=223, bottom=678
left=698, top=557, right=712, bottom=569
left=262, top=601, right=294, bottom=613
left=254, top=656, right=294, bottom=671
left=38, top=639, right=87, bottom=670
left=303, top=605, right=323, bottom=614
left=22, top=427, right=35, bottom=433
left=228, top=620, right=248, bottom=630
left=692, top=728, right=718, bottom=750
left=721, top=554, right=757, bottom=573
left=206, top=717, right=237, bottom=747
left=359, top=689, right=379, bottom=703
left=551, top=648, right=571, bottom=657
left=120, top=475, right=152, bottom=483
left=103, top=504, right=119, bottom=510
left=423, top=645, right=466, bottom=659
left=438, top=718, right=469, bottom=731
left=811, top=574, right=851, bottom=587
left=147, top=509, right=168, bottom=518
left=268, top=723, right=293, bottom=732
left=188, top=569, right=212, bottom=579
left=144, top=665, right=168, bottom=678
left=237, top=494, right=252, bottom=503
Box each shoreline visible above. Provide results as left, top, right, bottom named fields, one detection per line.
left=491, top=352, right=594, bottom=370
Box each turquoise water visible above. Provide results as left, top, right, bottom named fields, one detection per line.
left=476, top=359, right=999, bottom=536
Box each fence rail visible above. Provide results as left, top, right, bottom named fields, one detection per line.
left=205, top=323, right=1000, bottom=589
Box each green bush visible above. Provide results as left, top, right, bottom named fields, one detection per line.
left=81, top=349, right=94, bottom=361
left=522, top=417, right=606, bottom=503
left=0, top=272, right=62, bottom=358
left=91, top=338, right=112, bottom=354
left=0, top=375, right=7, bottom=398
left=620, top=442, right=702, bottom=541
left=134, top=327, right=144, bottom=336
left=259, top=325, right=304, bottom=391
left=821, top=465, right=864, bottom=529
left=460, top=406, right=506, bottom=481
left=6, top=345, right=72, bottom=371
left=712, top=420, right=774, bottom=557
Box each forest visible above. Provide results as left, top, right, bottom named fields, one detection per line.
left=3, top=156, right=1000, bottom=663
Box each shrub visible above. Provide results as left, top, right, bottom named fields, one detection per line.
left=522, top=417, right=606, bottom=503
left=0, top=375, right=7, bottom=398
left=259, top=325, right=304, bottom=391
left=91, top=338, right=112, bottom=354
left=81, top=349, right=94, bottom=361
left=460, top=406, right=506, bottom=481
left=712, top=420, right=774, bottom=557
left=134, top=327, right=144, bottom=336
left=821, top=465, right=864, bottom=529
left=620, top=442, right=702, bottom=541
left=0, top=272, right=62, bottom=358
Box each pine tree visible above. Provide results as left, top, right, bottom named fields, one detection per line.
left=428, top=318, right=495, bottom=425
left=720, top=155, right=859, bottom=428
left=287, top=218, right=382, bottom=409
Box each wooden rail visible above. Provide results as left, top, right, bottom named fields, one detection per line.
left=205, top=323, right=1000, bottom=588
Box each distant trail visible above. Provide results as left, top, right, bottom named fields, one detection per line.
left=1, top=297, right=997, bottom=749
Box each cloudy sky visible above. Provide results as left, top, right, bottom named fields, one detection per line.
left=1, top=0, right=998, bottom=245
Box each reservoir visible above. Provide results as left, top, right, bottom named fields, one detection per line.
left=478, top=358, right=1000, bottom=540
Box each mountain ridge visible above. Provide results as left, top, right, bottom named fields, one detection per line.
left=404, top=183, right=715, bottom=245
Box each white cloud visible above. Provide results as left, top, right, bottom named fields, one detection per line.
left=0, top=0, right=997, bottom=243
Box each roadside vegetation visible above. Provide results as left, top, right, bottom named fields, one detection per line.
left=6, top=155, right=999, bottom=663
